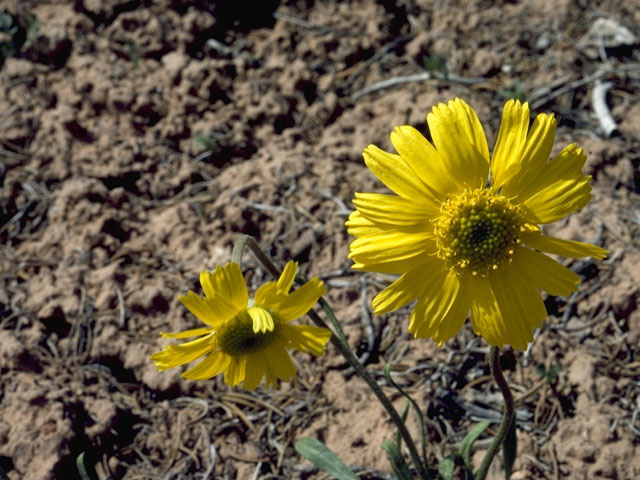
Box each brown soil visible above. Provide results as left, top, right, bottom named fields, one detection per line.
left=1, top=1, right=640, bottom=479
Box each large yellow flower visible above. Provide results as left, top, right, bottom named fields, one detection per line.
left=152, top=261, right=331, bottom=389
left=347, top=98, right=607, bottom=350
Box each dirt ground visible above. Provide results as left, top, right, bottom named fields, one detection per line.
left=1, top=0, right=640, bottom=479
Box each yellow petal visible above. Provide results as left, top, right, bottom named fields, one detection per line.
left=276, top=261, right=298, bottom=295
left=178, top=291, right=225, bottom=327
left=426, top=98, right=489, bottom=189
left=503, top=112, right=556, bottom=194
left=522, top=232, right=608, bottom=259
left=160, top=327, right=214, bottom=339
left=518, top=146, right=592, bottom=224
left=182, top=352, right=230, bottom=380
left=247, top=306, right=274, bottom=333
left=261, top=351, right=278, bottom=388
left=263, top=345, right=296, bottom=385
left=523, top=179, right=591, bottom=224
left=151, top=334, right=215, bottom=370
left=456, top=98, right=490, bottom=162
left=345, top=210, right=382, bottom=238
left=389, top=125, right=460, bottom=198
left=372, top=258, right=441, bottom=314
left=273, top=278, right=326, bottom=322
left=208, top=262, right=249, bottom=311
left=468, top=275, right=509, bottom=348
left=241, top=355, right=266, bottom=390
left=254, top=282, right=278, bottom=309
left=353, top=192, right=438, bottom=226
left=194, top=264, right=248, bottom=325
left=410, top=271, right=469, bottom=345
left=348, top=229, right=435, bottom=273
left=513, top=143, right=587, bottom=201
left=491, top=99, right=531, bottom=188
left=199, top=270, right=216, bottom=299
left=489, top=267, right=547, bottom=351
left=363, top=144, right=436, bottom=201
left=224, top=356, right=247, bottom=386
left=431, top=276, right=471, bottom=346
left=514, top=247, right=581, bottom=297
left=408, top=267, right=461, bottom=338
left=279, top=323, right=331, bottom=356
left=350, top=258, right=430, bottom=275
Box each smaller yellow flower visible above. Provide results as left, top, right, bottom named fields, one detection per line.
left=152, top=261, right=331, bottom=389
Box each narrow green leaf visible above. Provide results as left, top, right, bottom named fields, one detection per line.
left=502, top=418, right=517, bottom=479
left=0, top=13, right=13, bottom=30
left=294, top=437, right=359, bottom=480
left=76, top=452, right=99, bottom=480
left=458, top=420, right=490, bottom=472
left=437, top=454, right=457, bottom=480
left=382, top=440, right=413, bottom=480
left=395, top=400, right=411, bottom=447
left=384, top=363, right=428, bottom=470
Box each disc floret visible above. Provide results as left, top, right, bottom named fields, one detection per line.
left=218, top=308, right=276, bottom=356
left=434, top=189, right=526, bottom=276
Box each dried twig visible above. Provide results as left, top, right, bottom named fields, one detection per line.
left=273, top=12, right=332, bottom=33
left=591, top=80, right=619, bottom=137
left=352, top=71, right=486, bottom=101
left=314, top=187, right=351, bottom=216
left=223, top=391, right=286, bottom=417
left=340, top=34, right=413, bottom=88
left=531, top=68, right=610, bottom=109
left=547, top=441, right=560, bottom=480
left=531, top=63, right=640, bottom=109
left=201, top=445, right=217, bottom=480
left=114, top=283, right=126, bottom=327
left=243, top=200, right=290, bottom=214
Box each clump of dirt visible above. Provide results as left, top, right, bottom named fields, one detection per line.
left=1, top=0, right=640, bottom=479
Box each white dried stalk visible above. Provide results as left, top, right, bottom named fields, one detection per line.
left=592, top=80, right=618, bottom=138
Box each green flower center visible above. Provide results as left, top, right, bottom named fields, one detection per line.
left=434, top=189, right=526, bottom=276
left=217, top=308, right=276, bottom=356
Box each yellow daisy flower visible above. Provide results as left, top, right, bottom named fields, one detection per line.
left=347, top=98, right=607, bottom=350
left=152, top=261, right=331, bottom=389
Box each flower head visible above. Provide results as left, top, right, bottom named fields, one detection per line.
left=152, top=261, right=331, bottom=389
left=347, top=98, right=607, bottom=350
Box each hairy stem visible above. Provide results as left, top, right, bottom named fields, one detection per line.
left=475, top=346, right=515, bottom=480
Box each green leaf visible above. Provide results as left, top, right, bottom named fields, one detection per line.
left=437, top=454, right=457, bottom=480
left=382, top=440, right=413, bottom=480
left=502, top=418, right=517, bottom=479
left=422, top=53, right=448, bottom=75
left=395, top=400, right=411, bottom=447
left=294, top=437, right=359, bottom=480
left=498, top=80, right=527, bottom=102
left=17, top=13, right=39, bottom=51
left=384, top=363, right=428, bottom=470
left=195, top=133, right=220, bottom=153
left=0, top=13, right=13, bottom=30
left=76, top=452, right=99, bottom=480
left=458, top=420, right=490, bottom=472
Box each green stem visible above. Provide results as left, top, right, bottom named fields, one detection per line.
left=474, top=347, right=515, bottom=480
left=307, top=308, right=429, bottom=479
left=317, top=296, right=349, bottom=344
left=233, top=235, right=429, bottom=480
left=231, top=235, right=265, bottom=271
left=384, top=364, right=428, bottom=471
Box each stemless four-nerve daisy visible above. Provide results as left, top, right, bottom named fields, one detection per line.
left=152, top=261, right=331, bottom=389
left=347, top=98, right=607, bottom=350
